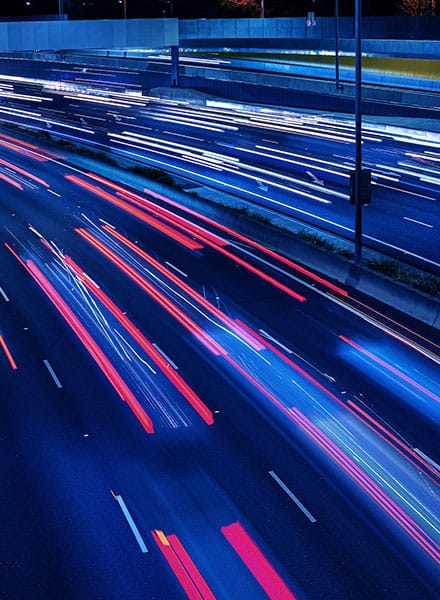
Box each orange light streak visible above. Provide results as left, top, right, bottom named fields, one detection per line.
left=152, top=529, right=215, bottom=600
left=0, top=334, right=17, bottom=370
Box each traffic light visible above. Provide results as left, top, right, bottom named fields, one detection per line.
left=350, top=169, right=372, bottom=205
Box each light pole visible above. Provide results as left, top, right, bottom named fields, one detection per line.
left=118, top=0, right=127, bottom=18
left=335, top=0, right=342, bottom=89
left=354, top=0, right=362, bottom=264
left=261, top=0, right=265, bottom=18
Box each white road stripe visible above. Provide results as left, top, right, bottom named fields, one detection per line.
left=269, top=470, right=317, bottom=523
left=43, top=359, right=62, bottom=388
left=403, top=216, right=433, bottom=228
left=0, top=286, right=9, bottom=302
left=114, top=494, right=148, bottom=553
left=47, top=189, right=61, bottom=197
left=152, top=343, right=179, bottom=369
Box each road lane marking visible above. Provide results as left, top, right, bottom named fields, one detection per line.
left=43, top=359, right=62, bottom=388
left=47, top=189, right=61, bottom=197
left=403, top=216, right=433, bottom=228
left=112, top=492, right=148, bottom=553
left=152, top=343, right=179, bottom=370
left=0, top=286, right=9, bottom=302
left=269, top=470, right=317, bottom=523
left=306, top=170, right=324, bottom=186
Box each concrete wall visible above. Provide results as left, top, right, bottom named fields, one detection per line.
left=0, top=16, right=438, bottom=53
left=179, top=16, right=440, bottom=43
left=0, top=18, right=178, bottom=52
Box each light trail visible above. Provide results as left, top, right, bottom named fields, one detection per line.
left=0, top=172, right=23, bottom=190
left=0, top=132, right=51, bottom=161
left=289, top=408, right=440, bottom=565
left=238, top=321, right=440, bottom=484
left=339, top=335, right=440, bottom=404
left=101, top=225, right=264, bottom=352
left=221, top=521, right=297, bottom=599
left=141, top=188, right=347, bottom=297
left=0, top=157, right=50, bottom=187
left=327, top=293, right=440, bottom=366
left=0, top=333, right=18, bottom=370
left=152, top=529, right=215, bottom=600
left=82, top=173, right=307, bottom=302
left=5, top=243, right=155, bottom=434
left=75, top=228, right=227, bottom=357
left=63, top=254, right=214, bottom=425
left=65, top=174, right=203, bottom=251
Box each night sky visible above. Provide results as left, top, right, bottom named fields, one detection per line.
left=0, top=0, right=402, bottom=19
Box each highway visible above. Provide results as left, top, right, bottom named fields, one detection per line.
left=0, top=74, right=439, bottom=275
left=0, top=130, right=439, bottom=599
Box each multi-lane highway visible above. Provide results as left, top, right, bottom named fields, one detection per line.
left=0, top=74, right=439, bottom=276
left=0, top=129, right=439, bottom=598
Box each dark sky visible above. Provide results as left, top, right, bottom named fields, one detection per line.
left=0, top=0, right=399, bottom=19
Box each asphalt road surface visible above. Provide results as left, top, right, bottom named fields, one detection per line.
left=0, top=132, right=439, bottom=599
left=0, top=75, right=439, bottom=275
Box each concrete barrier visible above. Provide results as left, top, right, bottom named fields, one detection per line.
left=181, top=189, right=440, bottom=330
left=179, top=17, right=440, bottom=44
left=0, top=18, right=178, bottom=52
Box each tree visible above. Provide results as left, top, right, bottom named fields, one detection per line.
left=219, top=0, right=263, bottom=17
left=396, top=0, right=436, bottom=14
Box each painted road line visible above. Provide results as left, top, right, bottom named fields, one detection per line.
left=112, top=492, right=148, bottom=553
left=47, top=189, right=61, bottom=197
left=0, top=286, right=9, bottom=302
left=43, top=359, right=63, bottom=388
left=269, top=470, right=317, bottom=523
left=152, top=343, right=179, bottom=370
left=403, top=216, right=433, bottom=228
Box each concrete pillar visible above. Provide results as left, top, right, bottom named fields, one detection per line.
left=171, top=45, right=179, bottom=87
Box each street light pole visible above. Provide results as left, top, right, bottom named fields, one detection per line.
left=335, top=0, right=342, bottom=89
left=354, top=0, right=363, bottom=264
left=58, top=0, right=63, bottom=18
left=261, top=0, right=265, bottom=18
